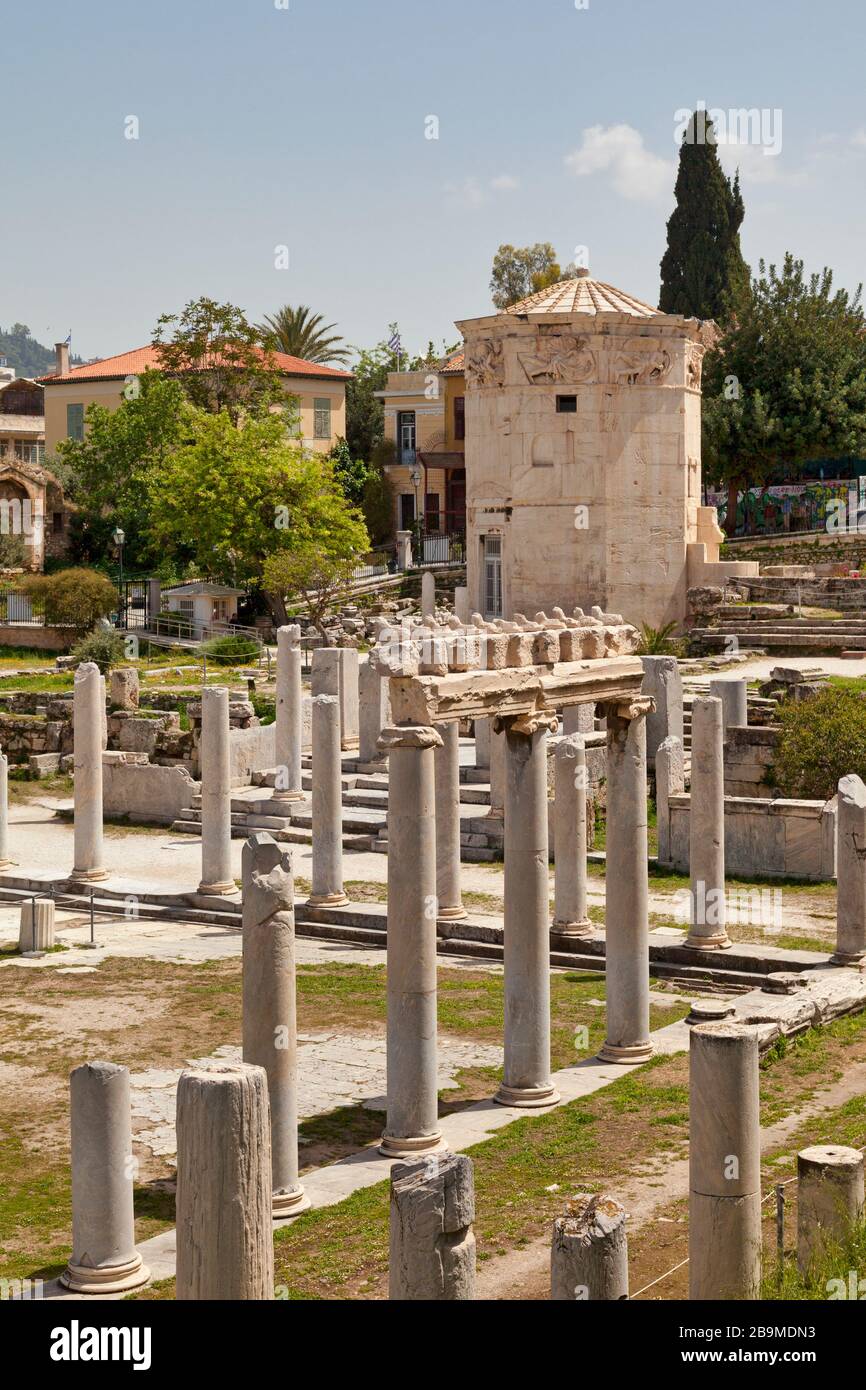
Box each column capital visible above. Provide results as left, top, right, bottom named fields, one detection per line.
left=604, top=695, right=655, bottom=724
left=378, top=723, right=443, bottom=753
left=495, top=710, right=559, bottom=738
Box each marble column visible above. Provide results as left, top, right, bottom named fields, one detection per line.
left=833, top=774, right=866, bottom=964
left=359, top=659, right=389, bottom=767
left=421, top=571, right=435, bottom=619
left=709, top=677, right=748, bottom=732
left=389, top=1153, right=476, bottom=1300
left=0, top=747, right=10, bottom=870
left=308, top=694, right=348, bottom=906
left=71, top=662, right=108, bottom=883
left=272, top=624, right=304, bottom=802
left=61, top=1062, right=149, bottom=1293
left=599, top=702, right=653, bottom=1063
left=474, top=716, right=491, bottom=771
left=378, top=723, right=445, bottom=1156
left=563, top=703, right=595, bottom=736
left=495, top=714, right=560, bottom=1107
left=552, top=735, right=591, bottom=937
left=797, top=1145, right=864, bottom=1274
left=689, top=1022, right=762, bottom=1300
left=641, top=656, right=683, bottom=765
left=198, top=687, right=235, bottom=896
left=242, top=832, right=310, bottom=1218
left=687, top=697, right=730, bottom=949
left=655, top=734, right=684, bottom=867
left=434, top=721, right=466, bottom=920
left=488, top=720, right=505, bottom=818
left=550, top=1194, right=629, bottom=1301
left=454, top=586, right=470, bottom=626
left=176, top=1063, right=274, bottom=1301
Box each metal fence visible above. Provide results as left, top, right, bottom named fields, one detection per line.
left=0, top=589, right=41, bottom=625
left=413, top=530, right=466, bottom=567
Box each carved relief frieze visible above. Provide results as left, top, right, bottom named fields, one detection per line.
left=611, top=340, right=673, bottom=386
left=465, top=339, right=505, bottom=389
left=518, top=334, right=596, bottom=386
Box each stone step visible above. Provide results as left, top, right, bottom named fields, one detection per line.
left=288, top=805, right=387, bottom=833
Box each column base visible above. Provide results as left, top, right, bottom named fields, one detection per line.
left=379, top=1131, right=447, bottom=1159
left=197, top=879, right=237, bottom=897
left=307, top=891, right=350, bottom=907
left=598, top=1040, right=654, bottom=1064
left=685, top=932, right=732, bottom=950
left=60, top=1253, right=150, bottom=1295
left=494, top=1081, right=561, bottom=1109
left=0, top=859, right=12, bottom=872
left=551, top=918, right=593, bottom=939
left=830, top=949, right=866, bottom=967
left=273, top=1186, right=312, bottom=1219
left=438, top=905, right=469, bottom=921
left=269, top=790, right=306, bottom=805
left=69, top=867, right=110, bottom=883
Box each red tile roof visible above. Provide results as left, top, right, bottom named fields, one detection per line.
left=439, top=349, right=464, bottom=375
left=39, top=345, right=352, bottom=384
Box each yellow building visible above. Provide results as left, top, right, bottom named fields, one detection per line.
left=377, top=350, right=466, bottom=537
left=40, top=342, right=351, bottom=457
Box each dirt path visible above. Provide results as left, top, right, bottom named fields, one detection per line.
left=475, top=1060, right=866, bottom=1301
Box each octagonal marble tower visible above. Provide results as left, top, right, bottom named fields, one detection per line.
left=457, top=269, right=748, bottom=629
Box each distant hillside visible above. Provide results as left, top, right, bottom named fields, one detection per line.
left=0, top=324, right=84, bottom=379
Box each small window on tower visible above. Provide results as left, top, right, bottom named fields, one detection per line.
left=556, top=395, right=577, bottom=413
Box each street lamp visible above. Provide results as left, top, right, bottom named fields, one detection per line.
left=112, top=526, right=125, bottom=628
left=410, top=465, right=422, bottom=525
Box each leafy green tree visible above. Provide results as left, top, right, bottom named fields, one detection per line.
left=53, top=369, right=192, bottom=569
left=153, top=297, right=284, bottom=423
left=328, top=437, right=369, bottom=506
left=702, top=255, right=866, bottom=532
left=23, top=567, right=118, bottom=637
left=362, top=440, right=396, bottom=546
left=257, top=304, right=350, bottom=365
left=147, top=411, right=367, bottom=624
left=773, top=687, right=866, bottom=800
left=345, top=327, right=459, bottom=462
left=659, top=111, right=750, bottom=321
left=490, top=243, right=577, bottom=310
left=262, top=501, right=370, bottom=642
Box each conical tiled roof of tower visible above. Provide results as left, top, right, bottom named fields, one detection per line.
left=505, top=267, right=660, bottom=318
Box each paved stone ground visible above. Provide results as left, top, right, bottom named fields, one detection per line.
left=128, top=1034, right=504, bottom=1162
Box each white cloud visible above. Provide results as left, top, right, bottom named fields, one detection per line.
left=564, top=124, right=674, bottom=201
left=490, top=173, right=519, bottom=192
left=716, top=137, right=807, bottom=187
left=443, top=176, right=486, bottom=209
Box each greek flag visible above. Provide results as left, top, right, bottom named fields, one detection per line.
left=388, top=330, right=401, bottom=354
left=64, top=331, right=72, bottom=347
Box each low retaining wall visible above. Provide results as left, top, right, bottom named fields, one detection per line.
left=666, top=792, right=836, bottom=882
left=103, top=753, right=201, bottom=825
left=723, top=725, right=780, bottom=798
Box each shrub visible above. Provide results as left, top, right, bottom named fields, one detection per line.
left=773, top=686, right=866, bottom=800
left=637, top=621, right=680, bottom=655
left=70, top=628, right=125, bottom=673
left=23, top=567, right=118, bottom=636
left=201, top=634, right=261, bottom=666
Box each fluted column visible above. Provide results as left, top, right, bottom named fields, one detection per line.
left=378, top=723, right=445, bottom=1156
left=599, top=700, right=653, bottom=1063
left=495, top=713, right=560, bottom=1108
left=272, top=624, right=304, bottom=802
left=434, top=721, right=466, bottom=920
left=198, top=686, right=235, bottom=895
left=71, top=662, right=108, bottom=882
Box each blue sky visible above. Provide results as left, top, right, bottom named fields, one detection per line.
left=4, top=0, right=865, bottom=362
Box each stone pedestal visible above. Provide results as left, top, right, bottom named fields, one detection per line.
left=797, top=1145, right=864, bottom=1275
left=242, top=832, right=310, bottom=1218
left=198, top=687, right=235, bottom=896
left=109, top=667, right=140, bottom=711
left=689, top=1022, right=762, bottom=1300
left=378, top=723, right=445, bottom=1157
left=308, top=694, right=348, bottom=906
left=272, top=624, right=304, bottom=802
left=71, top=662, right=108, bottom=883
left=396, top=530, right=412, bottom=571
left=359, top=659, right=390, bottom=766
left=61, top=1062, right=149, bottom=1294
left=833, top=774, right=866, bottom=964
left=655, top=734, right=684, bottom=866
left=176, top=1063, right=274, bottom=1300
left=687, top=697, right=730, bottom=949
left=563, top=703, right=595, bottom=736
left=709, top=677, right=748, bottom=732
left=421, top=571, right=436, bottom=618
left=0, top=749, right=10, bottom=870
left=552, top=735, right=591, bottom=937
left=454, top=586, right=470, bottom=626
left=599, top=703, right=653, bottom=1063
left=389, top=1153, right=476, bottom=1300
left=19, top=898, right=55, bottom=952
left=550, top=1194, right=629, bottom=1300
left=434, top=721, right=466, bottom=920
left=495, top=716, right=560, bottom=1107
left=641, top=656, right=683, bottom=765
left=337, top=647, right=359, bottom=749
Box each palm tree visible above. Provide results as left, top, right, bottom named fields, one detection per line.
left=257, top=305, right=351, bottom=365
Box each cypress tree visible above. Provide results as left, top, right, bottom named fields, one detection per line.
left=659, top=110, right=750, bottom=322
